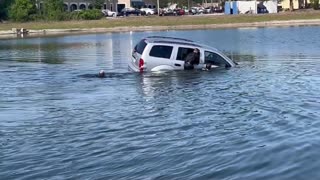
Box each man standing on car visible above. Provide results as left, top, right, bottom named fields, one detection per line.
left=184, top=48, right=200, bottom=70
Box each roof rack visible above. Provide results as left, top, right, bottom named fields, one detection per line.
left=152, top=40, right=202, bottom=47
left=146, top=36, right=194, bottom=42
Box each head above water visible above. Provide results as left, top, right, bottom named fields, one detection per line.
left=194, top=48, right=199, bottom=54
left=98, top=70, right=105, bottom=78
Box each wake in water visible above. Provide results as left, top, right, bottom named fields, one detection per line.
left=78, top=70, right=137, bottom=79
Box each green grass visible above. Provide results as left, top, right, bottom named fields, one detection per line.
left=1, top=11, right=320, bottom=31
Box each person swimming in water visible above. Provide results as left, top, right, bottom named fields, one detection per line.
left=79, top=70, right=127, bottom=79
left=98, top=70, right=105, bottom=78
left=79, top=70, right=106, bottom=78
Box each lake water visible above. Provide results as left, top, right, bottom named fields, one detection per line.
left=1, top=26, right=320, bottom=179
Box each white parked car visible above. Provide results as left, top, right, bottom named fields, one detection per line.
left=140, top=8, right=155, bottom=15
left=128, top=36, right=236, bottom=72
left=101, top=9, right=117, bottom=17
left=189, top=7, right=204, bottom=14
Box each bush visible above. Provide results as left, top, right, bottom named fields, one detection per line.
left=53, top=10, right=103, bottom=21
left=9, top=0, right=36, bottom=22
left=79, top=9, right=103, bottom=20
left=29, top=14, right=45, bottom=21
left=0, top=0, right=13, bottom=20
left=313, top=0, right=319, bottom=9
left=43, top=0, right=64, bottom=21
left=59, top=11, right=81, bottom=21
left=32, top=10, right=103, bottom=21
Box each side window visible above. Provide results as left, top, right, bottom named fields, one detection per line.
left=205, top=51, right=230, bottom=66
left=134, top=40, right=147, bottom=54
left=176, top=47, right=194, bottom=61
left=149, top=45, right=173, bottom=59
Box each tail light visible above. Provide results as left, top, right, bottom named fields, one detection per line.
left=139, top=58, right=144, bottom=72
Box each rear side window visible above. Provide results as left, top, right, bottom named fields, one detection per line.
left=149, top=45, right=173, bottom=59
left=176, top=47, right=194, bottom=61
left=134, top=40, right=147, bottom=54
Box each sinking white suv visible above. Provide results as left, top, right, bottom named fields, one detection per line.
left=128, top=36, right=236, bottom=72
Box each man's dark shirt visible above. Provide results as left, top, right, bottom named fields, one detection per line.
left=185, top=52, right=200, bottom=65
left=184, top=52, right=200, bottom=70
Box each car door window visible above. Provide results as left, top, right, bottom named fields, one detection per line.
left=134, top=40, right=147, bottom=54
left=205, top=51, right=230, bottom=66
left=149, top=45, right=173, bottom=59
left=176, top=47, right=194, bottom=61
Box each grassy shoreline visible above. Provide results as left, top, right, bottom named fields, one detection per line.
left=1, top=11, right=320, bottom=33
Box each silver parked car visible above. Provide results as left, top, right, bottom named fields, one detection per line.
left=140, top=8, right=155, bottom=15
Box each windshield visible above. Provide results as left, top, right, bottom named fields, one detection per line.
left=204, top=51, right=232, bottom=67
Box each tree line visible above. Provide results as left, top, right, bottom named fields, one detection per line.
left=1, top=0, right=318, bottom=22
left=0, top=0, right=206, bottom=22
left=0, top=0, right=105, bottom=22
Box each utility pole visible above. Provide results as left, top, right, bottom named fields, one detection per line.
left=35, top=0, right=40, bottom=14
left=157, top=0, right=160, bottom=16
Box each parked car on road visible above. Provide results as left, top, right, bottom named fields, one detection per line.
left=189, top=7, right=198, bottom=15
left=189, top=7, right=205, bottom=15
left=128, top=36, right=236, bottom=72
left=119, top=8, right=142, bottom=16
left=101, top=9, right=117, bottom=17
left=204, top=7, right=212, bottom=14
left=212, top=7, right=223, bottom=13
left=159, top=8, right=185, bottom=16
left=159, top=9, right=174, bottom=16
left=174, top=8, right=185, bottom=16
left=140, top=8, right=155, bottom=15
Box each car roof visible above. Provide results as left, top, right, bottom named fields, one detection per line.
left=146, top=36, right=194, bottom=42
left=144, top=36, right=218, bottom=51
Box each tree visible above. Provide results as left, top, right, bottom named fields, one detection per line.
left=176, top=0, right=190, bottom=7
left=313, top=0, right=319, bottom=9
left=43, top=0, right=64, bottom=20
left=9, top=0, right=36, bottom=22
left=91, top=0, right=105, bottom=9
left=289, top=0, right=294, bottom=11
left=0, top=0, right=14, bottom=20
left=79, top=9, right=103, bottom=19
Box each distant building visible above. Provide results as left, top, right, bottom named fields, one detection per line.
left=142, top=0, right=156, bottom=8
left=131, top=0, right=144, bottom=8
left=279, top=0, right=299, bottom=10
left=225, top=0, right=278, bottom=14
left=279, top=0, right=310, bottom=10
left=130, top=0, right=156, bottom=8
left=62, top=0, right=133, bottom=12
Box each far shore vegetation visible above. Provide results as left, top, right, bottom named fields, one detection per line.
left=0, top=0, right=108, bottom=22
left=1, top=11, right=320, bottom=31
left=0, top=0, right=320, bottom=31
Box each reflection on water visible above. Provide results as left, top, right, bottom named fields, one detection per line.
left=1, top=26, right=320, bottom=179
